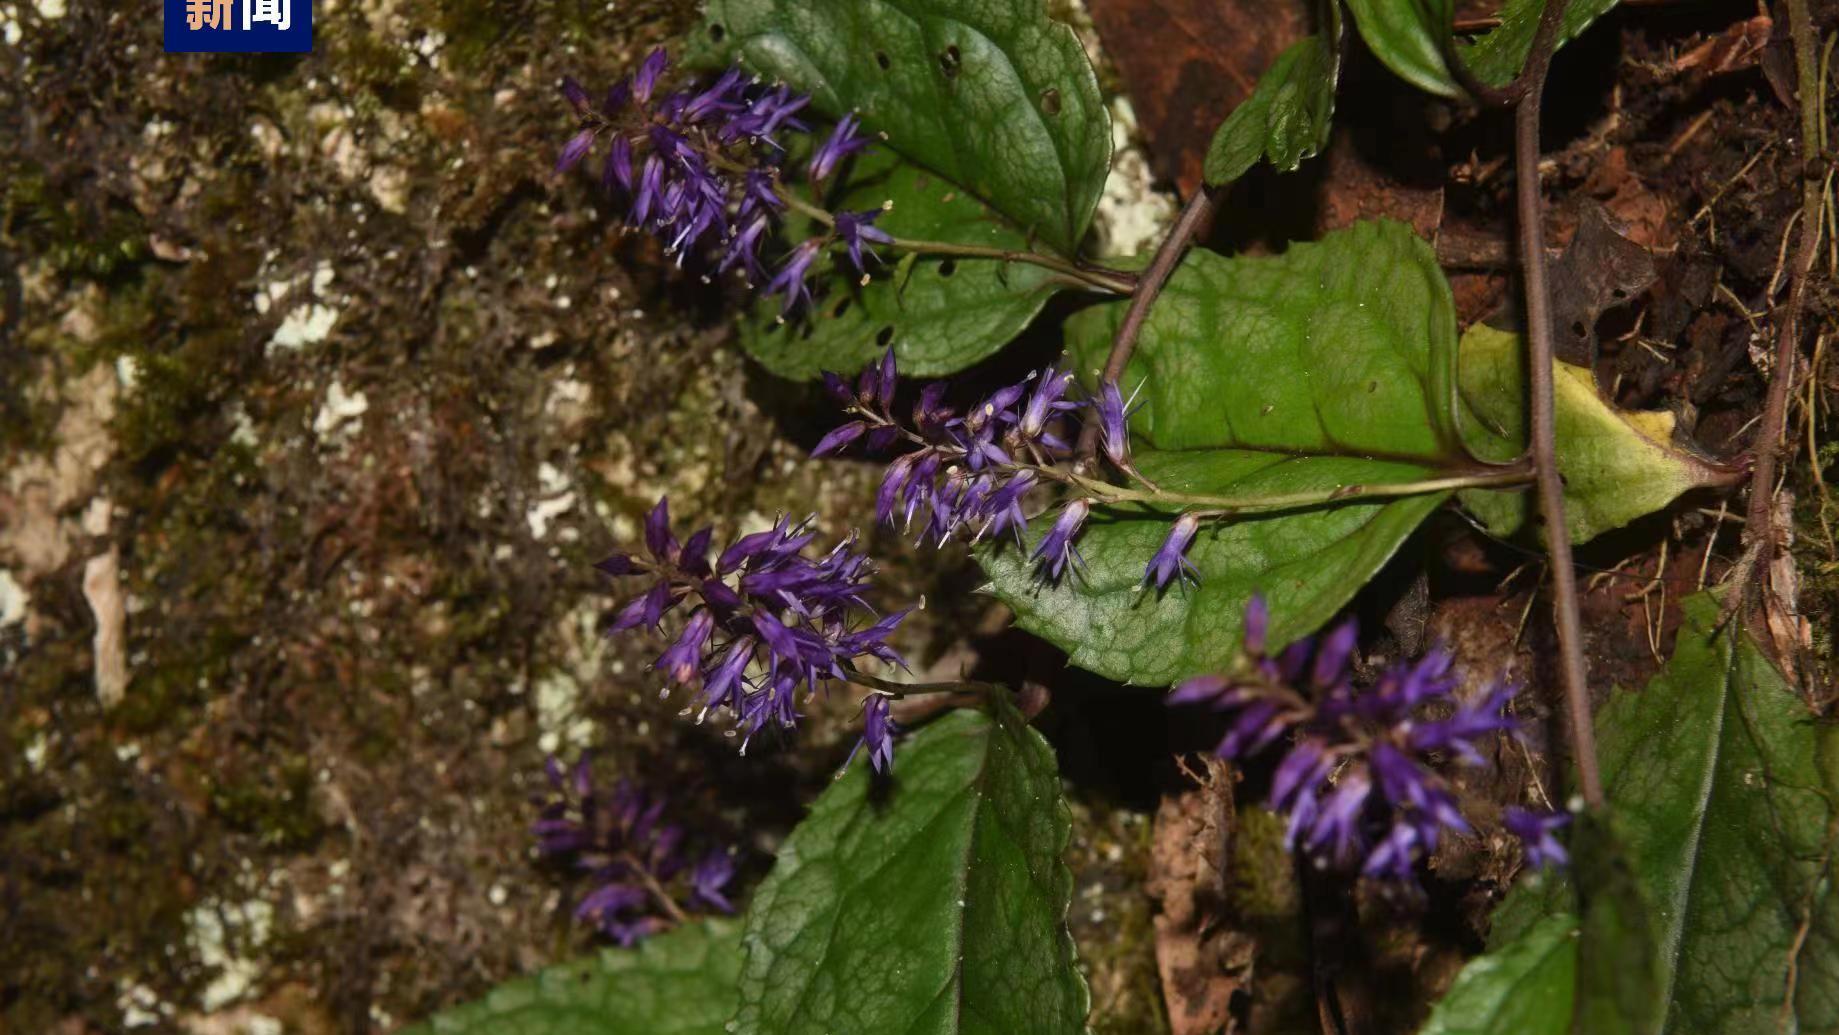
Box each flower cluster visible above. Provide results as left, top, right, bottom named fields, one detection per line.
left=557, top=49, right=887, bottom=312
left=817, top=349, right=1199, bottom=588
left=596, top=498, right=907, bottom=770
left=533, top=754, right=737, bottom=945
left=1168, top=598, right=1567, bottom=881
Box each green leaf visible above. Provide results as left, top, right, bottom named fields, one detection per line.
left=1203, top=33, right=1341, bottom=185
left=400, top=919, right=741, bottom=1035
left=1430, top=593, right=1839, bottom=1033
left=1346, top=0, right=1619, bottom=97
left=982, top=221, right=1465, bottom=684
left=1064, top=221, right=1465, bottom=459
left=732, top=705, right=1088, bottom=1035
left=1454, top=322, right=1738, bottom=544
left=696, top=0, right=1110, bottom=257
left=1419, top=912, right=1577, bottom=1035
left=737, top=149, right=1064, bottom=380
left=980, top=449, right=1449, bottom=686
left=1344, top=0, right=1458, bottom=98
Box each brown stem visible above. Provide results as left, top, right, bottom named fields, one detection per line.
left=1074, top=186, right=1219, bottom=467
left=1738, top=0, right=1825, bottom=627
left=1511, top=0, right=1605, bottom=808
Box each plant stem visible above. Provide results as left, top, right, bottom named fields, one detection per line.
left=1075, top=186, right=1219, bottom=466
left=619, top=852, right=691, bottom=925
left=774, top=186, right=1135, bottom=295
left=1058, top=466, right=1534, bottom=514
left=1738, top=0, right=1826, bottom=628
left=1510, top=0, right=1603, bottom=809
left=838, top=664, right=1007, bottom=700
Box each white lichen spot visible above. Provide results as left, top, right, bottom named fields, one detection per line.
left=36, top=0, right=67, bottom=20
left=263, top=263, right=340, bottom=353
left=189, top=898, right=275, bottom=1012
left=1092, top=98, right=1177, bottom=258
left=369, top=164, right=410, bottom=214
left=117, top=981, right=167, bottom=1028
left=526, top=462, right=577, bottom=539
left=312, top=379, right=369, bottom=441
left=0, top=569, right=26, bottom=628
left=488, top=884, right=508, bottom=906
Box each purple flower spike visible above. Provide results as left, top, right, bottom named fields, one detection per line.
left=1167, top=601, right=1524, bottom=882
left=1093, top=380, right=1141, bottom=469
left=1505, top=807, right=1570, bottom=869
left=1020, top=367, right=1080, bottom=444
left=809, top=112, right=873, bottom=181
left=1031, top=498, right=1089, bottom=583
left=1144, top=513, right=1201, bottom=589
left=765, top=239, right=825, bottom=314
left=834, top=208, right=894, bottom=273
left=534, top=754, right=741, bottom=945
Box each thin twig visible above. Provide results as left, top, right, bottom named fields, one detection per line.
left=771, top=186, right=1137, bottom=295
left=1510, top=0, right=1605, bottom=808
left=1737, top=0, right=1826, bottom=630
left=1074, top=186, right=1219, bottom=466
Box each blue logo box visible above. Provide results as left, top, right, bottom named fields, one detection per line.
left=165, top=0, right=312, bottom=52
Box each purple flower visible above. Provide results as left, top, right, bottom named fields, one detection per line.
left=1092, top=380, right=1141, bottom=469
left=833, top=208, right=893, bottom=273
left=812, top=420, right=868, bottom=457
left=1168, top=601, right=1521, bottom=881
left=689, top=850, right=737, bottom=912
left=846, top=693, right=899, bottom=774
left=809, top=113, right=873, bottom=181
left=765, top=238, right=825, bottom=314
left=655, top=609, right=714, bottom=684
left=560, top=76, right=592, bottom=115
left=1505, top=807, right=1570, bottom=869
left=1031, top=498, right=1089, bottom=582
left=556, top=129, right=597, bottom=174
left=630, top=47, right=671, bottom=104
left=1144, top=513, right=1200, bottom=589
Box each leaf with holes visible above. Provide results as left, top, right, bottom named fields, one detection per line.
left=1203, top=29, right=1341, bottom=185
left=1427, top=592, right=1839, bottom=1034
left=1347, top=0, right=1620, bottom=98
left=737, top=149, right=1065, bottom=380
left=1454, top=322, right=1739, bottom=544
left=732, top=705, right=1087, bottom=1035
left=696, top=0, right=1110, bottom=257
left=980, top=221, right=1472, bottom=684
left=398, top=919, right=740, bottom=1035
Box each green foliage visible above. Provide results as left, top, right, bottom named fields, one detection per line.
left=1425, top=593, right=1839, bottom=1033
left=737, top=150, right=1064, bottom=380
left=984, top=221, right=1466, bottom=684
left=696, top=0, right=1110, bottom=257
left=399, top=920, right=742, bottom=1035
left=1455, top=323, right=1736, bottom=544
left=1203, top=32, right=1340, bottom=185
left=733, top=705, right=1088, bottom=1034
left=1419, top=912, right=1576, bottom=1035
left=1346, top=0, right=1620, bottom=98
